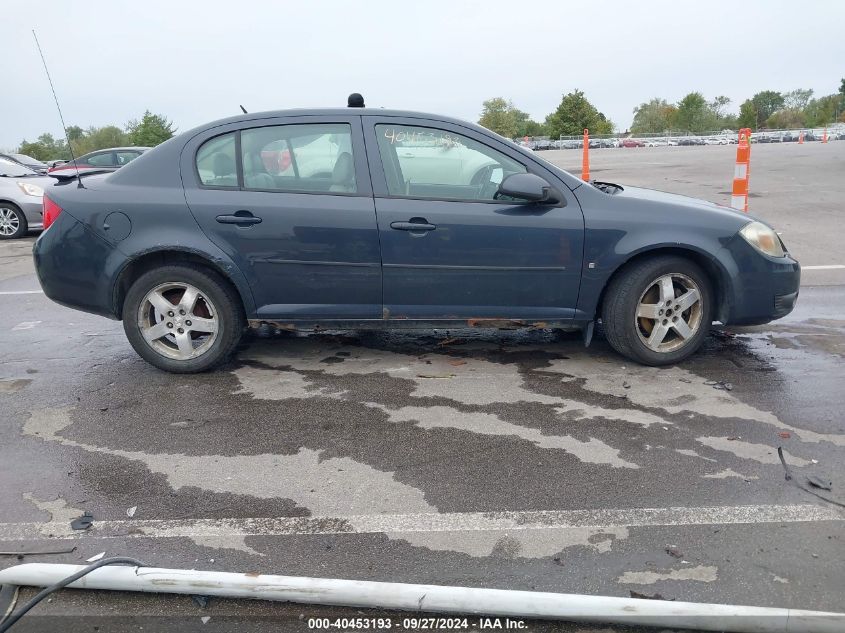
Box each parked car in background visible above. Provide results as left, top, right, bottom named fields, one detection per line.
left=643, top=139, right=665, bottom=147
left=46, top=159, right=68, bottom=168
left=532, top=138, right=553, bottom=151
left=47, top=147, right=151, bottom=175
left=621, top=138, right=644, bottom=148
left=33, top=105, right=800, bottom=372
left=0, top=158, right=51, bottom=239
left=0, top=153, right=49, bottom=174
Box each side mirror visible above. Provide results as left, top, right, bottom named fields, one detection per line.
left=497, top=173, right=558, bottom=204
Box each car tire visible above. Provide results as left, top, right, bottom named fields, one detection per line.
left=0, top=203, right=28, bottom=240
left=601, top=256, right=713, bottom=366
left=123, top=264, right=246, bottom=373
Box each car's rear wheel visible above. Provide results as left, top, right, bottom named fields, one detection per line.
left=123, top=264, right=245, bottom=373
left=0, top=204, right=27, bottom=240
left=602, top=256, right=713, bottom=366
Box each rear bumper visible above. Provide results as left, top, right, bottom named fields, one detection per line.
left=723, top=239, right=801, bottom=325
left=33, top=212, right=121, bottom=319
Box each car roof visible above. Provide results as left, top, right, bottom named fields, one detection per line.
left=84, top=147, right=152, bottom=153
left=183, top=108, right=486, bottom=135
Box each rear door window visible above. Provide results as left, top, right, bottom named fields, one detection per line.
left=115, top=151, right=141, bottom=166
left=240, top=123, right=356, bottom=194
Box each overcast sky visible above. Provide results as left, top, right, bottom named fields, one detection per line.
left=3, top=0, right=844, bottom=149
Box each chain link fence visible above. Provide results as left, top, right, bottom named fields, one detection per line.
left=515, top=126, right=845, bottom=149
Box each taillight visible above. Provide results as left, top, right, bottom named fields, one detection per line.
left=42, top=195, right=63, bottom=230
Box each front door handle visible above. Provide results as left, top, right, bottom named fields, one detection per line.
left=390, top=219, right=436, bottom=232
left=216, top=210, right=262, bottom=226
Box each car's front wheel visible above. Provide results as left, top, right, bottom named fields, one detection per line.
left=0, top=203, right=27, bottom=240
left=602, top=256, right=713, bottom=366
left=123, top=264, right=245, bottom=373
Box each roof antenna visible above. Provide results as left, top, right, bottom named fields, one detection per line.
left=239, top=105, right=248, bottom=114
left=32, top=29, right=83, bottom=188
left=347, top=93, right=365, bottom=108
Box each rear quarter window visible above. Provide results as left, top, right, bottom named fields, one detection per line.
left=196, top=133, right=237, bottom=187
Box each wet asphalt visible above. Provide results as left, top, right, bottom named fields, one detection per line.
left=0, top=144, right=843, bottom=632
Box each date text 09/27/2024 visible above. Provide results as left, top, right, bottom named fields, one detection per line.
left=307, top=617, right=529, bottom=629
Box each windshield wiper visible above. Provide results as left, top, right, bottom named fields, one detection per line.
left=591, top=180, right=623, bottom=194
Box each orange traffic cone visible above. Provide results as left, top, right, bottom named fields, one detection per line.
left=798, top=131, right=804, bottom=144
left=730, top=128, right=752, bottom=212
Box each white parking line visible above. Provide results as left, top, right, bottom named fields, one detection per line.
left=0, top=290, right=43, bottom=295
left=802, top=265, right=845, bottom=270
left=0, top=504, right=841, bottom=542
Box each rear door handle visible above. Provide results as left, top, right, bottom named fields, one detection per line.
left=390, top=220, right=436, bottom=232
left=216, top=210, right=262, bottom=226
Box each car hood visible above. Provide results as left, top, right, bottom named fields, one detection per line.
left=0, top=174, right=55, bottom=195
left=612, top=184, right=756, bottom=228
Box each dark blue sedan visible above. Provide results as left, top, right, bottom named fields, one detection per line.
left=33, top=106, right=800, bottom=372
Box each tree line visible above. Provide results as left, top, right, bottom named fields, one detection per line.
left=479, top=91, right=613, bottom=140
left=479, top=79, right=845, bottom=138
left=16, top=111, right=176, bottom=161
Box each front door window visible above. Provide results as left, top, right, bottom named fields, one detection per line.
left=374, top=124, right=526, bottom=201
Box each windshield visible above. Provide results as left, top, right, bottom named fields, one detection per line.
left=0, top=157, right=37, bottom=177
left=11, top=153, right=46, bottom=167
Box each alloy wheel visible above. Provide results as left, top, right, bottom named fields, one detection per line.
left=635, top=273, right=703, bottom=352
left=0, top=207, right=21, bottom=236
left=136, top=282, right=219, bottom=360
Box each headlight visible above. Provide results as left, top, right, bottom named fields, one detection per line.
left=16, top=182, right=44, bottom=197
left=739, top=221, right=785, bottom=258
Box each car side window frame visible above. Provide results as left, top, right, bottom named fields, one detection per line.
left=362, top=116, right=574, bottom=207
left=185, top=115, right=372, bottom=197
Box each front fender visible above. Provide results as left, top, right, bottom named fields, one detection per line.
left=573, top=184, right=745, bottom=322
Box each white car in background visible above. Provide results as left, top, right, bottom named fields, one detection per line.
left=0, top=158, right=51, bottom=239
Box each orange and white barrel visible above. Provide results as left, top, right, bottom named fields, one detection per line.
left=581, top=129, right=590, bottom=181
left=730, top=128, right=752, bottom=212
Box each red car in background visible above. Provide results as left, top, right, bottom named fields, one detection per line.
left=621, top=138, right=645, bottom=148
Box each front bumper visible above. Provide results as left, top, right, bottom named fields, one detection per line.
left=19, top=197, right=44, bottom=229
left=723, top=237, right=801, bottom=325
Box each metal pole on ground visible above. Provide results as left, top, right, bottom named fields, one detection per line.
left=0, top=564, right=843, bottom=633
